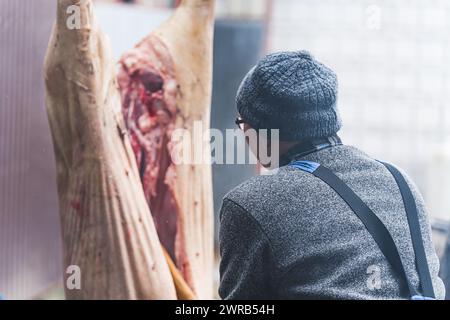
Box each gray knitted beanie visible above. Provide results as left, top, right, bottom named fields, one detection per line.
left=236, top=51, right=342, bottom=141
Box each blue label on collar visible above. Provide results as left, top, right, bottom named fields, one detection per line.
left=289, top=160, right=320, bottom=173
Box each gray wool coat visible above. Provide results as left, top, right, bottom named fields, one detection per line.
left=218, top=144, right=446, bottom=300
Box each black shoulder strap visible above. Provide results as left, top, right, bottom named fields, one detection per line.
left=289, top=160, right=434, bottom=298
left=379, top=161, right=435, bottom=298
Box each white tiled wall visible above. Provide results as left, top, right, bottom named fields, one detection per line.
left=269, top=0, right=450, bottom=221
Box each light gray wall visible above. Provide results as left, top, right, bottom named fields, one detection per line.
left=0, top=0, right=61, bottom=299
left=211, top=20, right=265, bottom=244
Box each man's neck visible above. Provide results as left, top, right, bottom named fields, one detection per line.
left=279, top=141, right=301, bottom=157
left=279, top=135, right=343, bottom=167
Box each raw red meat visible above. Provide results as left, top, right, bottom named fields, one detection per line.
left=118, top=34, right=185, bottom=277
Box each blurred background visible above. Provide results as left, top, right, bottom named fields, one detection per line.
left=0, top=0, right=449, bottom=299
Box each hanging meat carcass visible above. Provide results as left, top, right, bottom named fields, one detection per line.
left=44, top=0, right=177, bottom=299
left=117, top=0, right=216, bottom=299
left=44, top=0, right=215, bottom=300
